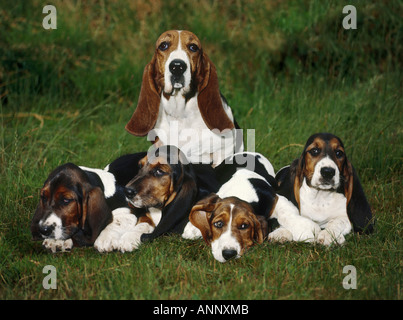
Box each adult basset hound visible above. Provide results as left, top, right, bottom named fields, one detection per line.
left=274, top=133, right=374, bottom=246
left=125, top=30, right=243, bottom=166
left=187, top=152, right=281, bottom=263
left=31, top=163, right=129, bottom=252
left=95, top=145, right=220, bottom=252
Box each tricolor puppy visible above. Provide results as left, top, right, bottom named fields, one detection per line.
left=188, top=152, right=279, bottom=263
left=125, top=30, right=243, bottom=165
left=124, top=145, right=219, bottom=243
left=31, top=163, right=128, bottom=253
left=275, top=133, right=374, bottom=246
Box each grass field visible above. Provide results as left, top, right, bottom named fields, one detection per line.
left=0, top=0, right=402, bottom=300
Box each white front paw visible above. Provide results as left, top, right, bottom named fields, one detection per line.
left=316, top=230, right=345, bottom=246
left=182, top=222, right=202, bottom=240
left=94, top=228, right=122, bottom=253
left=290, top=220, right=321, bottom=242
left=118, top=232, right=143, bottom=252
left=268, top=227, right=293, bottom=243
left=116, top=223, right=155, bottom=253
left=42, top=239, right=73, bottom=253
left=94, top=234, right=113, bottom=253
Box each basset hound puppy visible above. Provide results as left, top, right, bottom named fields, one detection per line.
left=96, top=145, right=220, bottom=252
left=274, top=133, right=374, bottom=246
left=125, top=30, right=243, bottom=166
left=31, top=163, right=130, bottom=253
left=187, top=152, right=280, bottom=263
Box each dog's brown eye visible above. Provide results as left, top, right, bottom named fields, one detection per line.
left=335, top=149, right=344, bottom=158
left=158, top=41, right=169, bottom=51
left=239, top=223, right=249, bottom=230
left=188, top=44, right=199, bottom=52
left=308, top=148, right=321, bottom=156
left=154, top=168, right=165, bottom=177
left=61, top=198, right=73, bottom=205
left=213, top=221, right=224, bottom=229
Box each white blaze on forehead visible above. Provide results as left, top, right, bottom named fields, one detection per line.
left=171, top=30, right=185, bottom=58
left=164, top=30, right=192, bottom=94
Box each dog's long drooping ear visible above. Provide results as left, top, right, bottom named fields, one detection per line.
left=76, top=186, right=112, bottom=246
left=189, top=193, right=221, bottom=245
left=344, top=163, right=374, bottom=234
left=140, top=165, right=198, bottom=243
left=255, top=215, right=268, bottom=243
left=275, top=158, right=302, bottom=209
left=196, top=52, right=234, bottom=132
left=293, top=149, right=307, bottom=209
left=343, top=159, right=354, bottom=205
left=126, top=58, right=161, bottom=137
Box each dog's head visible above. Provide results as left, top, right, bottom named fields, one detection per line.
left=31, top=163, right=112, bottom=244
left=189, top=194, right=268, bottom=263
left=153, top=30, right=202, bottom=96
left=125, top=30, right=234, bottom=136
left=292, top=133, right=354, bottom=205
left=124, top=145, right=193, bottom=209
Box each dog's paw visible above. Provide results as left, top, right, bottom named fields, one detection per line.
left=94, top=228, right=122, bottom=253
left=42, top=239, right=73, bottom=253
left=94, top=235, right=114, bottom=253
left=268, top=227, right=293, bottom=243
left=290, top=220, right=321, bottom=243
left=118, top=232, right=143, bottom=252
left=316, top=229, right=345, bottom=246
left=182, top=222, right=202, bottom=240
left=116, top=222, right=155, bottom=252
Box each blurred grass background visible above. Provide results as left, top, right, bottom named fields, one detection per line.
left=0, top=0, right=401, bottom=299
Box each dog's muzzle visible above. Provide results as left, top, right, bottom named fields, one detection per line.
left=169, top=59, right=187, bottom=89
left=222, top=249, right=238, bottom=261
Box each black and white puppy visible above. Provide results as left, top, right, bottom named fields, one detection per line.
left=31, top=163, right=130, bottom=253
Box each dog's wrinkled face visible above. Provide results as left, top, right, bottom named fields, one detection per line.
left=303, top=134, right=347, bottom=190
left=32, top=165, right=86, bottom=240
left=154, top=30, right=203, bottom=96
left=190, top=195, right=266, bottom=263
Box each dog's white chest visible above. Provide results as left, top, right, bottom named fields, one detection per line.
left=160, top=95, right=202, bottom=125
left=299, top=179, right=347, bottom=227
left=153, top=94, right=241, bottom=165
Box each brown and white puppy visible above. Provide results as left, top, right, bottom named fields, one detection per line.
left=189, top=194, right=269, bottom=263
left=187, top=152, right=279, bottom=263
left=30, top=163, right=127, bottom=252
left=125, top=30, right=243, bottom=165
left=274, top=133, right=374, bottom=245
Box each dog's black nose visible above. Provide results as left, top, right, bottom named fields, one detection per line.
left=124, top=187, right=137, bottom=198
left=39, top=225, right=53, bottom=237
left=169, top=59, right=187, bottom=76
left=321, top=167, right=336, bottom=180
left=222, top=249, right=238, bottom=261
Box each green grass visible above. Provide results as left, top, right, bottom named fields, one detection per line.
left=0, top=0, right=402, bottom=300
